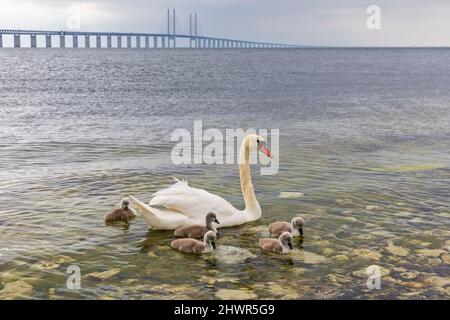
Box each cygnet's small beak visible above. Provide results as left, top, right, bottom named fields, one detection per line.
left=215, top=218, right=220, bottom=224
left=211, top=241, right=216, bottom=249
left=299, top=228, right=304, bottom=236
left=288, top=242, right=293, bottom=250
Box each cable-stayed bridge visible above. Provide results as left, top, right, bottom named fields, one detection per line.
left=0, top=9, right=301, bottom=49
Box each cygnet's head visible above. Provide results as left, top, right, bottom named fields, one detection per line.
left=204, top=231, right=217, bottom=249
left=279, top=231, right=293, bottom=250
left=206, top=212, right=220, bottom=225
left=121, top=198, right=130, bottom=210
left=291, top=217, right=305, bottom=236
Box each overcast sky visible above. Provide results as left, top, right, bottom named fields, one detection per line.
left=0, top=0, right=449, bottom=46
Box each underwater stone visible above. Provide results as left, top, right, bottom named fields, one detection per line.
left=333, top=255, right=350, bottom=263
left=215, top=289, right=257, bottom=300
left=214, top=246, right=257, bottom=265
left=351, top=248, right=382, bottom=261
left=424, top=276, right=450, bottom=287
left=87, top=268, right=120, bottom=280
left=386, top=241, right=410, bottom=257
left=400, top=271, right=420, bottom=280
left=31, top=261, right=61, bottom=270
left=441, top=254, right=450, bottom=264
left=416, top=249, right=445, bottom=257
left=279, top=192, right=304, bottom=198
left=366, top=205, right=381, bottom=210
left=0, top=281, right=33, bottom=299
left=291, top=251, right=327, bottom=264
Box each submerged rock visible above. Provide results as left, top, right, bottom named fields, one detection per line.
left=244, top=226, right=268, bottom=235
left=260, top=282, right=300, bottom=299
left=53, top=255, right=75, bottom=264
left=322, top=248, right=335, bottom=257
left=31, top=261, right=60, bottom=270
left=0, top=281, right=33, bottom=299
left=333, top=255, right=350, bottom=263
left=327, top=274, right=352, bottom=285
left=291, top=251, right=327, bottom=264
left=402, top=281, right=425, bottom=289
left=400, top=271, right=420, bottom=280
left=441, top=254, right=450, bottom=264
left=87, top=268, right=120, bottom=280
left=408, top=239, right=432, bottom=247
left=424, top=276, right=450, bottom=287
left=279, top=192, right=304, bottom=198
left=214, top=246, right=256, bottom=265
left=416, top=249, right=445, bottom=257
left=386, top=241, right=409, bottom=257
left=215, top=289, right=257, bottom=300
left=351, top=248, right=382, bottom=261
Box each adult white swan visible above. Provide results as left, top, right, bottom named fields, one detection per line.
left=129, top=134, right=272, bottom=230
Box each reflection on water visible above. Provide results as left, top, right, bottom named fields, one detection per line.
left=0, top=48, right=449, bottom=299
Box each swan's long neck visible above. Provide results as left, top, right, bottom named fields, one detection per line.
left=239, top=138, right=261, bottom=218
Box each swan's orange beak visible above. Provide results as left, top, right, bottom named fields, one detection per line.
left=259, top=145, right=273, bottom=158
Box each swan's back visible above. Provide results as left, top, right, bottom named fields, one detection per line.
left=150, top=180, right=239, bottom=219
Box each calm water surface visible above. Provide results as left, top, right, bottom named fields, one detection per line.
left=0, top=48, right=449, bottom=299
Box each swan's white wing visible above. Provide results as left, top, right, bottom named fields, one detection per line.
left=149, top=180, right=239, bottom=218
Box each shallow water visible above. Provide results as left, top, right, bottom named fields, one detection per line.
left=0, top=48, right=449, bottom=299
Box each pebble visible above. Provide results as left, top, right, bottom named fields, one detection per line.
left=366, top=205, right=381, bottom=211
left=441, top=254, right=450, bottom=264
left=386, top=241, right=409, bottom=257
left=291, top=251, right=327, bottom=264
left=333, top=255, right=350, bottom=263
left=400, top=271, right=420, bottom=280
left=416, top=249, right=445, bottom=257
left=402, top=282, right=425, bottom=289
left=424, top=276, right=450, bottom=287
left=351, top=248, right=382, bottom=261
left=215, top=289, right=257, bottom=300
left=87, top=268, right=120, bottom=280
left=327, top=274, right=352, bottom=285
left=279, top=192, right=304, bottom=198
left=31, top=261, right=60, bottom=270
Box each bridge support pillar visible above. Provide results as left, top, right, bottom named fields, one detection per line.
left=136, top=36, right=140, bottom=48
left=46, top=35, right=51, bottom=48
left=30, top=34, right=37, bottom=48
left=73, top=35, right=78, bottom=48
left=107, top=35, right=112, bottom=48
left=14, top=34, right=20, bottom=48
left=85, top=35, right=90, bottom=48
left=153, top=36, right=157, bottom=48
left=96, top=35, right=101, bottom=48
left=60, top=35, right=65, bottom=48
left=208, top=39, right=211, bottom=48
left=145, top=36, right=149, bottom=48
left=162, top=37, right=165, bottom=48
left=127, top=35, right=131, bottom=48
left=117, top=36, right=122, bottom=48
left=0, top=34, right=2, bottom=48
